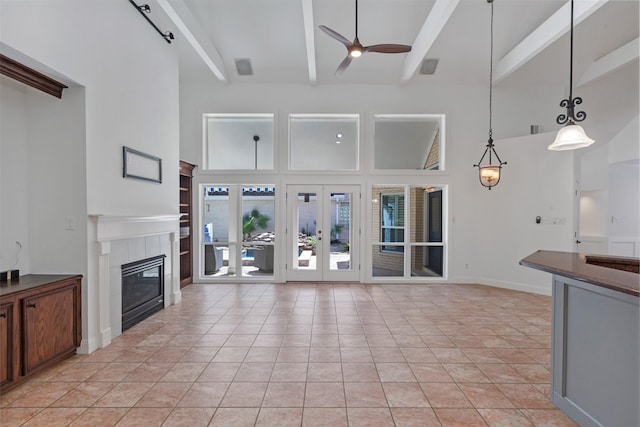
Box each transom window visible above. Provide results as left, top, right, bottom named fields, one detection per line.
left=374, top=114, right=445, bottom=171
left=289, top=114, right=359, bottom=171
left=203, top=114, right=274, bottom=170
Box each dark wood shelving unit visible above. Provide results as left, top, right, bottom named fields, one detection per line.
left=179, top=161, right=196, bottom=287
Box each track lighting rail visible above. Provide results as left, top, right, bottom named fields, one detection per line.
left=129, top=0, right=174, bottom=44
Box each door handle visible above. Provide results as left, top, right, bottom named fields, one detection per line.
left=576, top=240, right=581, bottom=244
left=27, top=303, right=37, bottom=309
left=0, top=312, right=6, bottom=318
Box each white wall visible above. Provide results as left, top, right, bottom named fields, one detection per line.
left=1, top=0, right=181, bottom=352
left=459, top=133, right=575, bottom=293
left=0, top=78, right=30, bottom=273
left=575, top=64, right=640, bottom=257
left=26, top=86, right=88, bottom=275
left=0, top=77, right=88, bottom=277
left=180, top=82, right=573, bottom=294
left=1, top=0, right=180, bottom=217
left=608, top=160, right=640, bottom=257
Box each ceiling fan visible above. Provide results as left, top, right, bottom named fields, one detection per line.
left=319, top=0, right=412, bottom=74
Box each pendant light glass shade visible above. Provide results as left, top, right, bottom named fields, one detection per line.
left=548, top=123, right=595, bottom=151
left=479, top=165, right=501, bottom=187
left=478, top=165, right=502, bottom=187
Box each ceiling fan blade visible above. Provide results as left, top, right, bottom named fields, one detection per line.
left=335, top=55, right=353, bottom=75
left=365, top=44, right=412, bottom=54
left=319, top=25, right=353, bottom=48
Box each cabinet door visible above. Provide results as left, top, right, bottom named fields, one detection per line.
left=0, top=302, right=13, bottom=386
left=22, top=285, right=77, bottom=374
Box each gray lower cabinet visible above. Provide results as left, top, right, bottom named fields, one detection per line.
left=551, top=275, right=639, bottom=427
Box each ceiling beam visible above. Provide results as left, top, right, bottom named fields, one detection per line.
left=156, top=0, right=228, bottom=83
left=301, top=0, right=317, bottom=84
left=400, top=0, right=461, bottom=84
left=493, top=0, right=609, bottom=85
left=577, top=37, right=639, bottom=87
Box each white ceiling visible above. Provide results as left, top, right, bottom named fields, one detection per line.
left=153, top=0, right=639, bottom=88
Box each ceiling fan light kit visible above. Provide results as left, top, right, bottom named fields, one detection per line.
left=319, top=0, right=412, bottom=75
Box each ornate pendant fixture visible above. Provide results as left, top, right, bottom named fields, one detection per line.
left=548, top=0, right=594, bottom=151
left=474, top=0, right=506, bottom=189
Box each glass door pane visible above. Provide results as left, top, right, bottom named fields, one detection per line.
left=241, top=186, right=275, bottom=277
left=290, top=188, right=321, bottom=278
left=329, top=192, right=351, bottom=271
left=202, top=184, right=276, bottom=279
left=287, top=185, right=360, bottom=282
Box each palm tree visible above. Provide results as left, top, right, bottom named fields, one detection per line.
left=243, top=208, right=270, bottom=239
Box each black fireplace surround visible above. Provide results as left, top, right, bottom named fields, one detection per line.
left=121, top=255, right=165, bottom=331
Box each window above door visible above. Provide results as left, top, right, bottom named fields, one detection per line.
left=289, top=114, right=359, bottom=171
left=203, top=114, right=275, bottom=171
left=373, top=114, right=445, bottom=171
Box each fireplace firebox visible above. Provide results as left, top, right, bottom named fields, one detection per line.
left=121, top=255, right=165, bottom=331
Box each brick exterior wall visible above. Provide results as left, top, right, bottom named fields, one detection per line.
left=372, top=186, right=430, bottom=275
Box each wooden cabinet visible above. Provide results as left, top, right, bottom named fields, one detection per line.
left=0, top=274, right=81, bottom=392
left=23, top=285, right=78, bottom=374
left=179, top=161, right=196, bottom=287
left=0, top=302, right=14, bottom=387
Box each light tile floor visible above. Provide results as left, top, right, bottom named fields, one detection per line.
left=1, top=283, right=578, bottom=426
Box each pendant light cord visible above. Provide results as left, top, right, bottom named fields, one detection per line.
left=488, top=0, right=494, bottom=140
left=568, top=0, right=574, bottom=102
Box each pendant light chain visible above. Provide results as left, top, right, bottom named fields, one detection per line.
left=488, top=0, right=494, bottom=140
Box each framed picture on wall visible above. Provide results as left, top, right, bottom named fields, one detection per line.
left=122, top=146, right=162, bottom=183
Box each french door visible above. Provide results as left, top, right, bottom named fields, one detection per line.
left=286, top=185, right=360, bottom=281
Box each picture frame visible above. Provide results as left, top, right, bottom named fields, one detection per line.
left=123, top=146, right=162, bottom=183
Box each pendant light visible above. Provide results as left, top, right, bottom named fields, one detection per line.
left=548, top=0, right=594, bottom=151
left=474, top=0, right=506, bottom=189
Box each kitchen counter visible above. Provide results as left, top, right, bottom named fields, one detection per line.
left=520, top=250, right=639, bottom=427
left=519, top=250, right=639, bottom=296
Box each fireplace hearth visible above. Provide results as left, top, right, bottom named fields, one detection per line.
left=121, top=255, right=165, bottom=331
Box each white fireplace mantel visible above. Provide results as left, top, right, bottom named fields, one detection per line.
left=83, top=214, right=182, bottom=354
left=92, top=214, right=182, bottom=242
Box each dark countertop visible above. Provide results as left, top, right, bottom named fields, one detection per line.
left=0, top=274, right=82, bottom=297
left=520, top=250, right=639, bottom=297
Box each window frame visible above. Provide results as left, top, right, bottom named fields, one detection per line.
left=372, top=114, right=446, bottom=173
left=380, top=192, right=405, bottom=253
left=202, top=113, right=276, bottom=172
left=288, top=113, right=360, bottom=172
